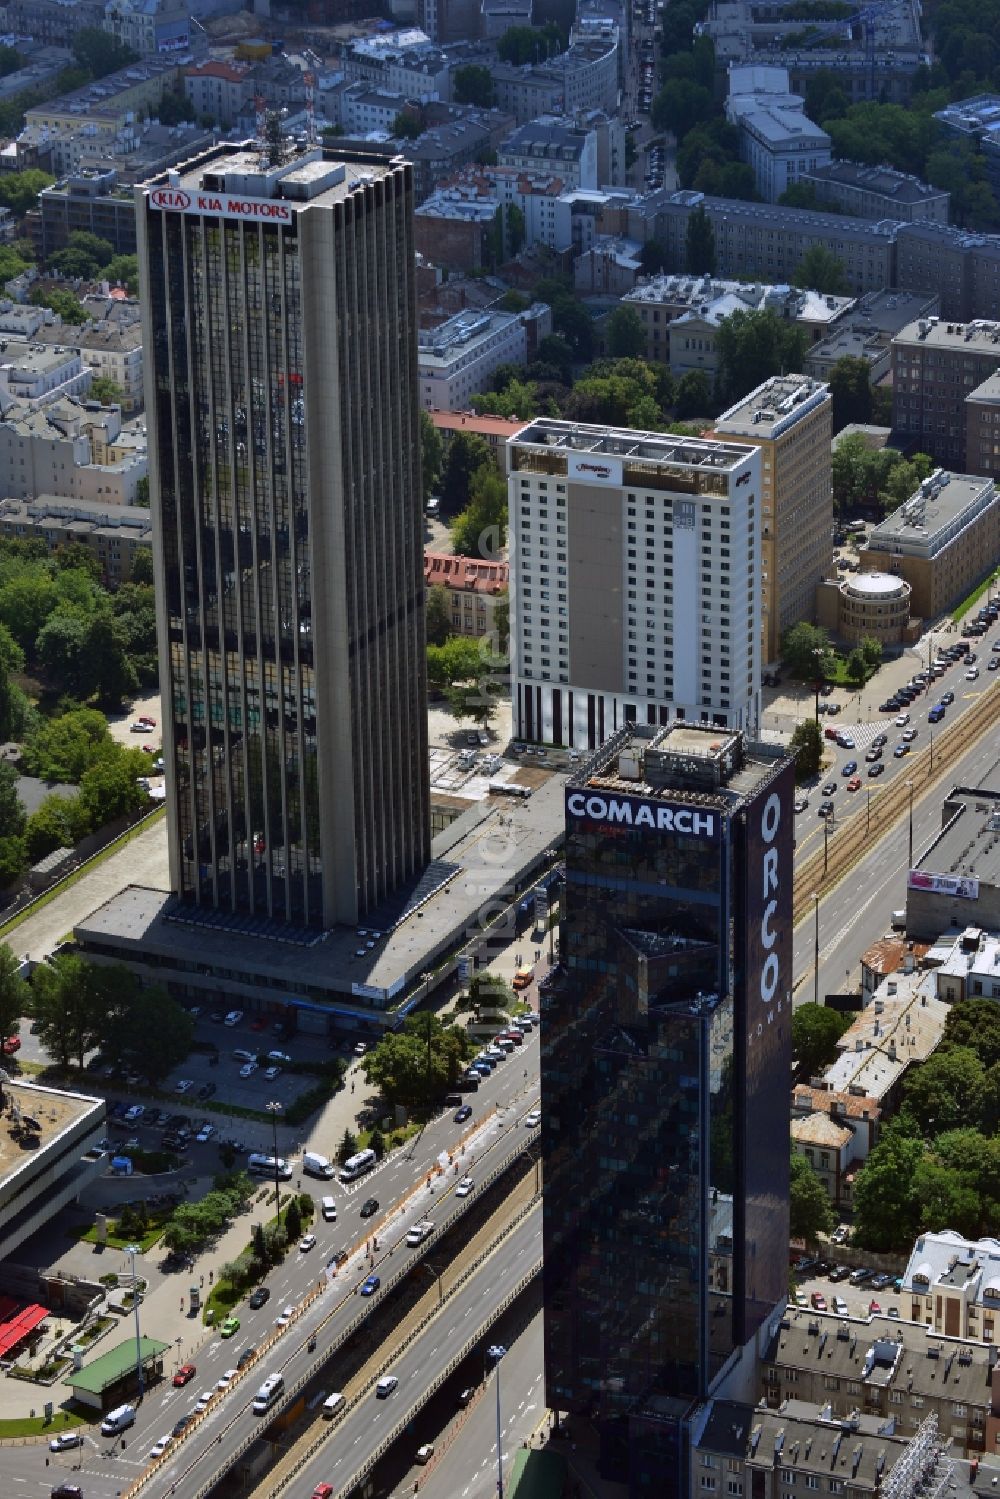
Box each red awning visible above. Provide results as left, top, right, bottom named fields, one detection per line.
left=0, top=1303, right=47, bottom=1357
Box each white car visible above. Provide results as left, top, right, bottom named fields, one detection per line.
left=49, top=1432, right=84, bottom=1452
left=299, top=1233, right=317, bottom=1252
left=263, top=1065, right=281, bottom=1080
left=966, top=667, right=980, bottom=679
left=894, top=712, right=910, bottom=726
left=525, top=1109, right=541, bottom=1128
left=455, top=1176, right=474, bottom=1198
left=375, top=1374, right=398, bottom=1398
left=224, top=1010, right=243, bottom=1027
left=274, top=1305, right=294, bottom=1329
left=124, top=1105, right=144, bottom=1123
left=354, top=1042, right=367, bottom=1056
left=195, top=1390, right=214, bottom=1412
left=130, top=721, right=153, bottom=733
left=239, top=1062, right=257, bottom=1079
left=196, top=1123, right=215, bottom=1142
left=174, top=1079, right=194, bottom=1094
left=149, top=1434, right=172, bottom=1459
left=793, top=795, right=809, bottom=813
left=216, top=1368, right=237, bottom=1392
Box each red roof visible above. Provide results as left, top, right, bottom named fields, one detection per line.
left=428, top=410, right=526, bottom=440
left=185, top=61, right=249, bottom=83
left=425, top=550, right=509, bottom=594
left=0, top=1303, right=47, bottom=1358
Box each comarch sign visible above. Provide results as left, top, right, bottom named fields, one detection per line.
left=147, top=186, right=295, bottom=224
left=566, top=790, right=716, bottom=839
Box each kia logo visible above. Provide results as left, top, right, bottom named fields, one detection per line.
left=150, top=187, right=191, bottom=210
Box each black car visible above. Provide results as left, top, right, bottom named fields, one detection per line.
left=51, top=1487, right=83, bottom=1499
left=454, top=1105, right=472, bottom=1123
left=829, top=1264, right=851, bottom=1282
left=360, top=1197, right=379, bottom=1218
left=248, top=1286, right=270, bottom=1309
left=868, top=764, right=885, bottom=778
left=172, top=1414, right=193, bottom=1438
left=818, top=800, right=835, bottom=817
left=236, top=1345, right=257, bottom=1370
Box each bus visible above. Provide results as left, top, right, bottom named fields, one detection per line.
left=488, top=781, right=532, bottom=799
left=339, top=1148, right=377, bottom=1183
left=252, top=1374, right=285, bottom=1415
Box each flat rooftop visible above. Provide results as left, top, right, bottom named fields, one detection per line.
left=159, top=142, right=403, bottom=214
left=967, top=370, right=1000, bottom=405
left=568, top=723, right=790, bottom=811
left=916, top=779, right=1000, bottom=889
left=509, top=418, right=755, bottom=471
left=75, top=761, right=572, bottom=1020
left=867, top=470, right=995, bottom=554
left=894, top=316, right=1000, bottom=351
left=0, top=1078, right=104, bottom=1191
left=715, top=375, right=829, bottom=438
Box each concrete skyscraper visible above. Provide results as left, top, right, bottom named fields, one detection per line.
left=541, top=724, right=794, bottom=1495
left=137, top=143, right=430, bottom=930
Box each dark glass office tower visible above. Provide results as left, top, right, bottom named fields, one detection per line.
left=541, top=724, right=794, bottom=1495
left=136, top=144, right=430, bottom=930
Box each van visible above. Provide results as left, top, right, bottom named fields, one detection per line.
left=323, top=1391, right=346, bottom=1418
left=303, top=1151, right=335, bottom=1180
left=101, top=1403, right=136, bottom=1436
left=233, top=1048, right=256, bottom=1063
left=890, top=910, right=906, bottom=931
left=247, top=1152, right=293, bottom=1179
left=832, top=1296, right=849, bottom=1316
left=252, top=1374, right=285, bottom=1415
left=512, top=968, right=533, bottom=990
left=321, top=1196, right=337, bottom=1222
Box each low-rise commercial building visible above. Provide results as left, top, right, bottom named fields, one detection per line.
left=0, top=494, right=152, bottom=583
left=799, top=160, right=950, bottom=224
left=891, top=317, right=1000, bottom=469
left=815, top=569, right=914, bottom=648
left=905, top=786, right=1000, bottom=939
left=862, top=470, right=1000, bottom=621
left=0, top=1077, right=106, bottom=1264
left=30, top=169, right=138, bottom=260
left=424, top=550, right=509, bottom=636
left=713, top=375, right=832, bottom=665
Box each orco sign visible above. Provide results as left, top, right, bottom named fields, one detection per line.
left=148, top=186, right=294, bottom=224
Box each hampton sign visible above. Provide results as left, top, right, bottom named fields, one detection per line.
left=566, top=790, right=716, bottom=839
left=147, top=186, right=294, bottom=224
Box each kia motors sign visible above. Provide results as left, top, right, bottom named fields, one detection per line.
left=147, top=186, right=294, bottom=224
left=566, top=452, right=622, bottom=486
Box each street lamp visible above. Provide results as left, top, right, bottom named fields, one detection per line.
left=906, top=779, right=914, bottom=870
left=265, top=1100, right=283, bottom=1215
left=486, top=1342, right=508, bottom=1498
left=823, top=812, right=831, bottom=875
left=812, top=892, right=819, bottom=1008
left=124, top=1243, right=144, bottom=1400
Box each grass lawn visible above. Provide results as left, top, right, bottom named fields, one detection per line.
left=202, top=1196, right=315, bottom=1325
left=69, top=1213, right=170, bottom=1252
left=0, top=1409, right=87, bottom=1438
left=824, top=655, right=878, bottom=688
left=953, top=572, right=1000, bottom=622
left=357, top=1121, right=420, bottom=1152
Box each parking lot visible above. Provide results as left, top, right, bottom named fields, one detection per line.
left=791, top=1258, right=905, bottom=1321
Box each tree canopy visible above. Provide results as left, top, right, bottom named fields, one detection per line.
left=793, top=245, right=849, bottom=296
left=606, top=304, right=647, bottom=359
left=782, top=621, right=835, bottom=680
left=453, top=65, right=495, bottom=107
left=361, top=1012, right=471, bottom=1109
left=790, top=1150, right=834, bottom=1241
left=791, top=1003, right=852, bottom=1078
left=685, top=204, right=716, bottom=274
left=714, top=309, right=807, bottom=406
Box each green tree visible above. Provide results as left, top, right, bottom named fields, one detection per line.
left=130, top=549, right=154, bottom=586
left=494, top=589, right=509, bottom=657
left=651, top=78, right=713, bottom=138
left=22, top=707, right=115, bottom=783
left=851, top=1120, right=925, bottom=1250
left=860, top=635, right=882, bottom=667
left=71, top=28, right=138, bottom=77
left=845, top=647, right=866, bottom=685
left=426, top=634, right=484, bottom=693
left=942, top=999, right=1000, bottom=1070
left=793, top=245, right=850, bottom=296
left=283, top=1196, right=301, bottom=1241
left=420, top=410, right=443, bottom=505
left=550, top=297, right=593, bottom=361
left=0, top=833, right=26, bottom=887
left=496, top=23, right=565, bottom=64
left=453, top=65, right=495, bottom=107
left=638, top=240, right=669, bottom=275
left=29, top=286, right=88, bottom=324
left=104, top=254, right=138, bottom=294
left=78, top=752, right=149, bottom=828
left=0, top=941, right=28, bottom=1047
left=828, top=356, right=874, bottom=433
left=788, top=718, right=823, bottom=780
left=134, top=476, right=150, bottom=508
left=0, top=761, right=24, bottom=840
left=426, top=585, right=452, bottom=648
left=451, top=464, right=507, bottom=557
left=901, top=1046, right=986, bottom=1137
left=685, top=203, right=716, bottom=274
left=505, top=202, right=526, bottom=256
left=28, top=953, right=89, bottom=1070
left=157, top=86, right=196, bottom=127
left=79, top=613, right=139, bottom=706
left=369, top=1126, right=386, bottom=1161
left=803, top=67, right=849, bottom=125
left=0, top=169, right=55, bottom=217
left=337, top=1128, right=358, bottom=1165
left=606, top=304, right=646, bottom=359
left=674, top=369, right=712, bottom=418
left=253, top=1222, right=268, bottom=1266
left=24, top=792, right=86, bottom=861
left=439, top=432, right=492, bottom=517
left=791, top=1002, right=852, bottom=1077
left=779, top=181, right=820, bottom=209
left=714, top=308, right=807, bottom=406
left=362, top=1012, right=469, bottom=1109
left=88, top=376, right=124, bottom=406
left=392, top=110, right=423, bottom=140
left=113, top=984, right=194, bottom=1082
left=782, top=621, right=834, bottom=681
left=790, top=1150, right=834, bottom=1241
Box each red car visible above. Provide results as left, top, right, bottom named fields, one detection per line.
left=810, top=1292, right=827, bottom=1311
left=847, top=776, right=862, bottom=792
left=138, top=715, right=157, bottom=727
left=869, top=1300, right=881, bottom=1315
left=2, top=1035, right=21, bottom=1054
left=312, top=1486, right=334, bottom=1499
left=173, top=1363, right=196, bottom=1387
left=249, top=1018, right=267, bottom=1032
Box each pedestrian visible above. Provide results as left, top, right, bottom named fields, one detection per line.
left=200, top=1274, right=204, bottom=1288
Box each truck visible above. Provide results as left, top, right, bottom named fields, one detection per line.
left=406, top=1220, right=434, bottom=1247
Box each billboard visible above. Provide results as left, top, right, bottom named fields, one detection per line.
left=565, top=789, right=718, bottom=840
left=907, top=870, right=979, bottom=899
left=147, top=186, right=294, bottom=224
left=566, top=452, right=622, bottom=486
left=738, top=757, right=795, bottom=1340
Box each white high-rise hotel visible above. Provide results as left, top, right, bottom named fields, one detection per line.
left=508, top=420, right=762, bottom=750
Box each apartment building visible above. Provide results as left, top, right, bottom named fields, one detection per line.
left=891, top=317, right=1000, bottom=469
left=424, top=551, right=508, bottom=637
left=713, top=376, right=832, bottom=666
left=491, top=31, right=619, bottom=123
left=508, top=419, right=762, bottom=749
left=417, top=306, right=550, bottom=410
left=862, top=470, right=1000, bottom=623
left=0, top=398, right=146, bottom=505
left=635, top=191, right=898, bottom=297
left=0, top=495, right=151, bottom=583
left=965, top=371, right=1000, bottom=481
left=183, top=61, right=254, bottom=128
left=895, top=223, right=1000, bottom=323
left=804, top=288, right=939, bottom=384
left=498, top=119, right=598, bottom=191
left=800, top=161, right=950, bottom=224
left=413, top=189, right=499, bottom=271
left=790, top=1084, right=880, bottom=1209
left=103, top=0, right=189, bottom=57
left=900, top=1230, right=1000, bottom=1343
left=726, top=66, right=832, bottom=203
left=31, top=170, right=137, bottom=260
